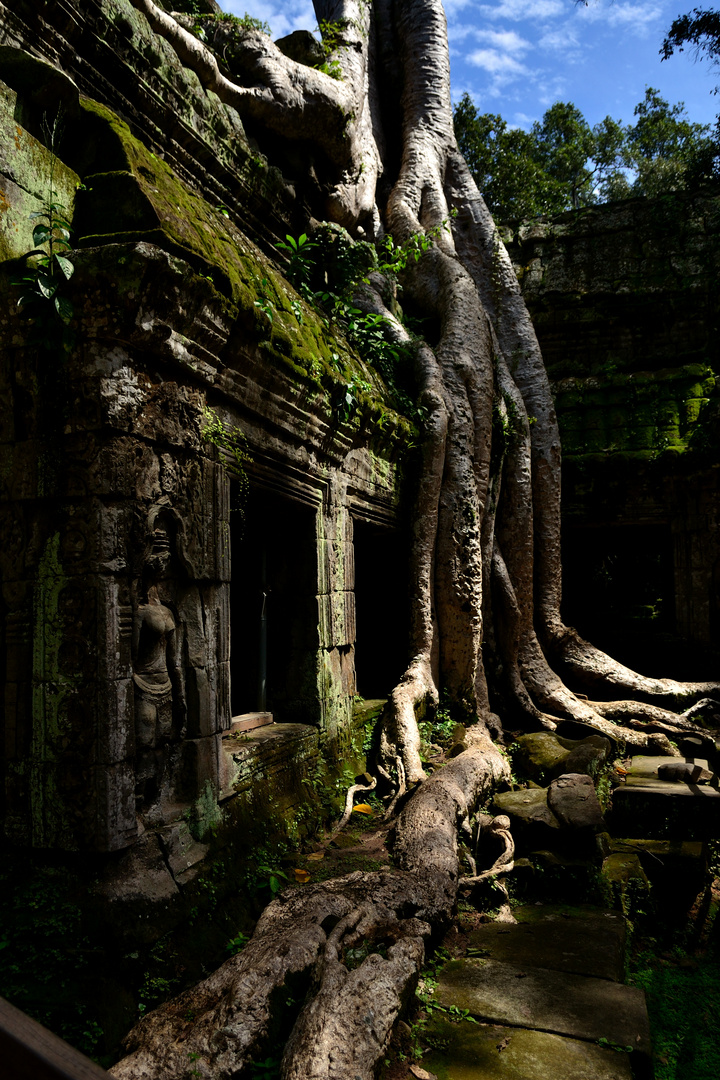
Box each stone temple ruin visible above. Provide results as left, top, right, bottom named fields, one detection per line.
left=4, top=21, right=720, bottom=1080
left=1, top=0, right=719, bottom=987
left=0, top=0, right=416, bottom=880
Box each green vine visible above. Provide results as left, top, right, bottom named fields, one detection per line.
left=200, top=407, right=251, bottom=511
left=273, top=219, right=455, bottom=422
left=13, top=115, right=75, bottom=352
left=314, top=18, right=361, bottom=79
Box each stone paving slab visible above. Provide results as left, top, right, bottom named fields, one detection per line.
left=466, top=905, right=625, bottom=982
left=610, top=781, right=720, bottom=840
left=433, top=958, right=651, bottom=1057
left=422, top=1015, right=634, bottom=1080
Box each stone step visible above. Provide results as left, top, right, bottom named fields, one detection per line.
left=422, top=1014, right=634, bottom=1079
left=465, top=904, right=626, bottom=982
left=609, top=755, right=720, bottom=840
left=432, top=958, right=651, bottom=1060
left=604, top=838, right=706, bottom=916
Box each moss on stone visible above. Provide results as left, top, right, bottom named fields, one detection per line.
left=553, top=363, right=716, bottom=461
left=73, top=99, right=415, bottom=444
left=0, top=80, right=79, bottom=261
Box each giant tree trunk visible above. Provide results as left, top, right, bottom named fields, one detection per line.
left=112, top=2, right=719, bottom=1077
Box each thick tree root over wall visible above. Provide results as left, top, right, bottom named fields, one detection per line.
left=109, top=2, right=720, bottom=1076
left=110, top=735, right=509, bottom=1080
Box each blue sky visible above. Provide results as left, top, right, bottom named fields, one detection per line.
left=219, top=0, right=719, bottom=131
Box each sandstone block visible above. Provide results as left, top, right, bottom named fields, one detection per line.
left=548, top=773, right=605, bottom=831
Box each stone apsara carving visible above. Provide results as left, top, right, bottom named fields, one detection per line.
left=132, top=510, right=185, bottom=815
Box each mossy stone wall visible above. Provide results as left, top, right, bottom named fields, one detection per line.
left=0, top=55, right=407, bottom=860
left=505, top=190, right=720, bottom=655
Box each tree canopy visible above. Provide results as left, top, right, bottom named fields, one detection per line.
left=454, top=87, right=718, bottom=222
left=662, top=6, right=720, bottom=69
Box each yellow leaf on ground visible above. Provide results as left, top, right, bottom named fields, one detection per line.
left=352, top=804, right=373, bottom=814
left=306, top=851, right=325, bottom=861
left=293, top=868, right=311, bottom=883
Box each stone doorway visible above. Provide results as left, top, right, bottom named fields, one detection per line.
left=352, top=519, right=408, bottom=699
left=230, top=487, right=319, bottom=724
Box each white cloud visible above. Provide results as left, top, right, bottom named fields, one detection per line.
left=577, top=0, right=663, bottom=35
left=462, top=23, right=535, bottom=94
left=472, top=0, right=565, bottom=23
left=510, top=112, right=534, bottom=129
left=534, top=74, right=570, bottom=107
left=443, top=0, right=477, bottom=17
left=538, top=26, right=582, bottom=55
left=220, top=0, right=316, bottom=39
left=473, top=28, right=532, bottom=54
left=447, top=21, right=480, bottom=44
left=467, top=48, right=527, bottom=75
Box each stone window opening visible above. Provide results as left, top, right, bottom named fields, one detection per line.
left=230, top=485, right=319, bottom=727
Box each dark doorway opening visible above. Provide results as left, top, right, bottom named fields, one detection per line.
left=230, top=487, right=319, bottom=724
left=561, top=521, right=676, bottom=678
left=353, top=519, right=408, bottom=699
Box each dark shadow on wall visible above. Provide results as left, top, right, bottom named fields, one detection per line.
left=561, top=521, right=686, bottom=679
left=352, top=519, right=409, bottom=700
left=230, top=486, right=319, bottom=723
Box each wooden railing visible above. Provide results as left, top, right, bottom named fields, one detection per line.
left=0, top=995, right=109, bottom=1080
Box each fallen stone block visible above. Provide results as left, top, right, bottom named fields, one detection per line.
left=513, top=732, right=611, bottom=784
left=657, top=761, right=710, bottom=784
left=609, top=767, right=720, bottom=840
left=492, top=788, right=560, bottom=852
left=601, top=852, right=650, bottom=918
left=548, top=773, right=606, bottom=831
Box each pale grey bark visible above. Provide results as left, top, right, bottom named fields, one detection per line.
left=111, top=742, right=510, bottom=1080
left=111, top=2, right=718, bottom=1077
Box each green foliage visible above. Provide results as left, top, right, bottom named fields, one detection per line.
left=200, top=406, right=251, bottom=515
left=137, top=937, right=182, bottom=1016
left=250, top=1057, right=282, bottom=1079
left=662, top=7, right=720, bottom=70
left=454, top=88, right=718, bottom=221
left=223, top=12, right=271, bottom=35
left=625, top=87, right=719, bottom=194
left=192, top=10, right=271, bottom=41
left=276, top=233, right=318, bottom=293
left=0, top=865, right=104, bottom=1059
left=630, top=947, right=720, bottom=1077
left=454, top=94, right=577, bottom=219
left=16, top=205, right=75, bottom=314
left=256, top=864, right=289, bottom=895
left=13, top=116, right=75, bottom=351
left=225, top=931, right=250, bottom=954
left=531, top=101, right=603, bottom=209
left=418, top=697, right=456, bottom=756
left=597, top=1036, right=633, bottom=1053
left=315, top=17, right=361, bottom=79
left=273, top=221, right=454, bottom=422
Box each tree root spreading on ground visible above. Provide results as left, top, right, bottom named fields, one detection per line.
left=113, top=2, right=720, bottom=1076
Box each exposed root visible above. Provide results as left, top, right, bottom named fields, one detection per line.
left=550, top=626, right=720, bottom=709
left=459, top=813, right=514, bottom=887
left=332, top=776, right=377, bottom=836
left=382, top=756, right=407, bottom=821
left=112, top=742, right=510, bottom=1080
left=105, top=4, right=719, bottom=1079
left=281, top=906, right=427, bottom=1080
